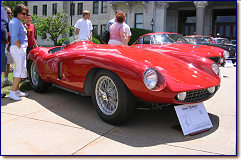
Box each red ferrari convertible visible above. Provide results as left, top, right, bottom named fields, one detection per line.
left=27, top=39, right=220, bottom=124
left=132, top=32, right=228, bottom=65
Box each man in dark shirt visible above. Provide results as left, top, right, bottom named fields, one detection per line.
left=1, top=2, right=9, bottom=98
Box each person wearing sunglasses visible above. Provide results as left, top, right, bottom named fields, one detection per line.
left=8, top=4, right=29, bottom=101
left=1, top=6, right=13, bottom=88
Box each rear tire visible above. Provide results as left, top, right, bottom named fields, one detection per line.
left=92, top=70, right=135, bottom=125
left=28, top=61, right=51, bottom=93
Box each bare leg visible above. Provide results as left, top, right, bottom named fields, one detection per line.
left=12, top=77, right=21, bottom=91
left=4, top=64, right=10, bottom=78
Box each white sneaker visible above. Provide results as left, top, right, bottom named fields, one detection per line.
left=16, top=90, right=29, bottom=97
left=8, top=91, right=22, bottom=101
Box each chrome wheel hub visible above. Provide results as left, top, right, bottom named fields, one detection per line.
left=31, top=62, right=39, bottom=86
left=95, top=76, right=118, bottom=115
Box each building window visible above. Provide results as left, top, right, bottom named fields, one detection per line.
left=101, top=1, right=107, bottom=13
left=78, top=3, right=83, bottom=15
left=70, top=3, right=75, bottom=15
left=101, top=25, right=106, bottom=35
left=93, top=1, right=99, bottom=14
left=33, top=6, right=37, bottom=15
left=93, top=25, right=98, bottom=36
left=52, top=3, right=57, bottom=15
left=135, top=13, right=143, bottom=28
left=42, top=5, right=47, bottom=16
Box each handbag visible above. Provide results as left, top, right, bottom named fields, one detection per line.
left=100, top=30, right=110, bottom=44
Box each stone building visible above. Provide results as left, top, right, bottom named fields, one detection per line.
left=27, top=1, right=236, bottom=46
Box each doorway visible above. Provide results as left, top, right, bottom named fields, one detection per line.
left=213, top=9, right=236, bottom=40
left=178, top=10, right=196, bottom=36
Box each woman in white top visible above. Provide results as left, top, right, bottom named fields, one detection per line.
left=108, top=12, right=128, bottom=45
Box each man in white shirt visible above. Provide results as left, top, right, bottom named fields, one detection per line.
left=106, top=10, right=132, bottom=43
left=74, top=10, right=93, bottom=41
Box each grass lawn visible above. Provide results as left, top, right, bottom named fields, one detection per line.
left=1, top=73, right=33, bottom=95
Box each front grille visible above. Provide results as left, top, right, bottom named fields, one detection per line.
left=175, top=86, right=220, bottom=103
left=229, top=50, right=236, bottom=58
left=207, top=57, right=221, bottom=63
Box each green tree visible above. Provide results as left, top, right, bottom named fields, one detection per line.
left=32, top=10, right=70, bottom=46
left=2, top=1, right=27, bottom=12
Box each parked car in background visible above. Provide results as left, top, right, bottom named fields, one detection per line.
left=185, top=35, right=236, bottom=64
left=230, top=39, right=236, bottom=46
left=131, top=32, right=226, bottom=65
left=27, top=37, right=221, bottom=125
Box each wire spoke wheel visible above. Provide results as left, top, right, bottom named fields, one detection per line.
left=92, top=70, right=135, bottom=124
left=95, top=76, right=118, bottom=115
left=30, top=62, right=40, bottom=86
left=28, top=60, right=50, bottom=93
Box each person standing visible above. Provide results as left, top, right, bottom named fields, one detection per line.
left=74, top=10, right=93, bottom=41
left=1, top=2, right=9, bottom=98
left=8, top=4, right=29, bottom=101
left=2, top=6, right=13, bottom=88
left=108, top=12, right=128, bottom=45
left=24, top=13, right=38, bottom=54
left=106, top=10, right=132, bottom=44
left=209, top=33, right=214, bottom=42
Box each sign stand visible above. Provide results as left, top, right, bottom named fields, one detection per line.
left=174, top=103, right=213, bottom=136
left=189, top=128, right=210, bottom=136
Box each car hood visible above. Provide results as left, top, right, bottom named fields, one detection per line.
left=95, top=45, right=220, bottom=92
left=147, top=43, right=222, bottom=57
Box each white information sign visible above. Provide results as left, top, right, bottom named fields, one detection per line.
left=174, top=103, right=213, bottom=136
left=224, top=60, right=234, bottom=68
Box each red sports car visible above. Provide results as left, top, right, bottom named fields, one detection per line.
left=132, top=32, right=228, bottom=65
left=27, top=39, right=220, bottom=124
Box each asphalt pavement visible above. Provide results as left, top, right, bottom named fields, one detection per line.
left=1, top=66, right=237, bottom=155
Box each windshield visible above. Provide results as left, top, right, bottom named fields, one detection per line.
left=153, top=34, right=189, bottom=44
left=62, top=36, right=77, bottom=46
left=194, top=37, right=213, bottom=44
left=215, top=38, right=232, bottom=45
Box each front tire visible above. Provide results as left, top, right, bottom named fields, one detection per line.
left=28, top=61, right=51, bottom=93
left=92, top=70, right=135, bottom=125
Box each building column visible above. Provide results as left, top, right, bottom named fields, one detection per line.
left=194, top=1, right=208, bottom=35
left=125, top=2, right=133, bottom=28
left=154, top=2, right=169, bottom=32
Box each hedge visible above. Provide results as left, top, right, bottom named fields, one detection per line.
left=92, top=37, right=100, bottom=44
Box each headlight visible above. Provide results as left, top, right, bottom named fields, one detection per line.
left=223, top=51, right=230, bottom=59
left=212, top=63, right=220, bottom=75
left=177, top=92, right=187, bottom=101
left=207, top=86, right=215, bottom=93
left=143, top=68, right=158, bottom=90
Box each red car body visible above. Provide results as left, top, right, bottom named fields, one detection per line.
left=132, top=32, right=225, bottom=64
left=27, top=40, right=220, bottom=124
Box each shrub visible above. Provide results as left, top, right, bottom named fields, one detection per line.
left=92, top=37, right=100, bottom=44
left=94, top=34, right=105, bottom=44
left=128, top=28, right=152, bottom=45
left=56, top=38, right=68, bottom=46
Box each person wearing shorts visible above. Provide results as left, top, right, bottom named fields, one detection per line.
left=8, top=4, right=29, bottom=101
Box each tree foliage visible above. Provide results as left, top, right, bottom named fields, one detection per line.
left=32, top=10, right=71, bottom=46
left=2, top=1, right=27, bottom=13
